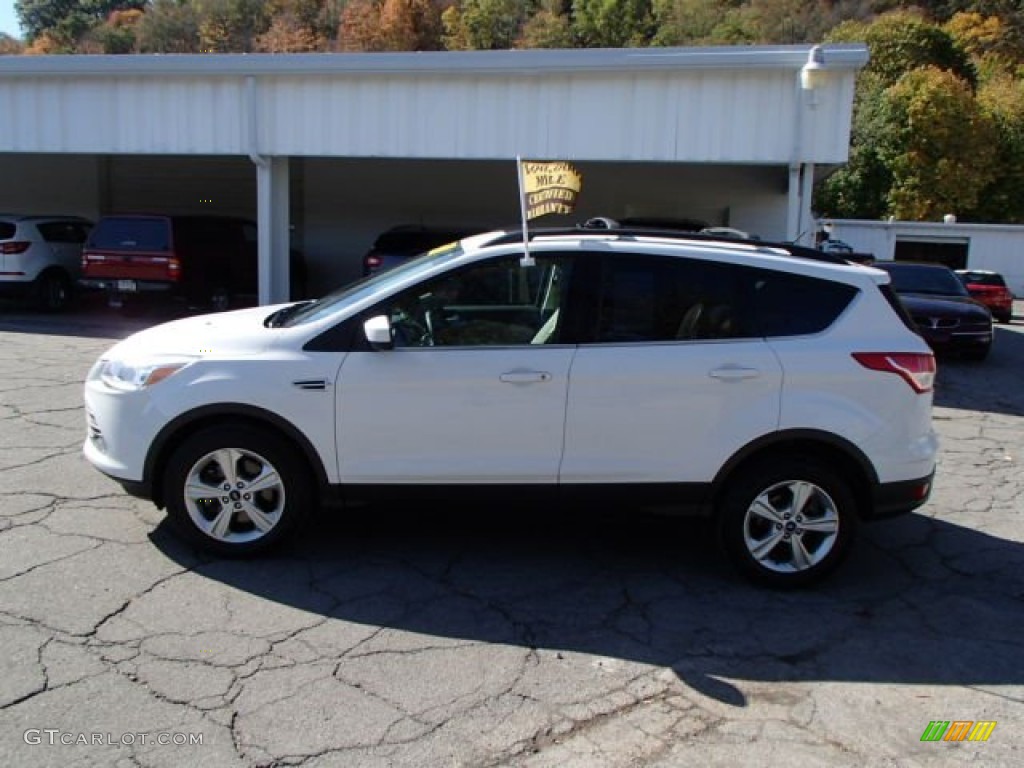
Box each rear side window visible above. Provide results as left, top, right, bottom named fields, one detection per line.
left=37, top=221, right=88, bottom=244
left=0, top=222, right=15, bottom=240
left=596, top=255, right=756, bottom=343
left=87, top=218, right=169, bottom=251
left=753, top=270, right=858, bottom=337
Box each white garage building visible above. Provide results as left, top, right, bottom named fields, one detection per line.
left=822, top=218, right=1024, bottom=296
left=0, top=45, right=867, bottom=303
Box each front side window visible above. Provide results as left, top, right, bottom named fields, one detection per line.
left=379, top=255, right=574, bottom=347
left=596, top=255, right=754, bottom=343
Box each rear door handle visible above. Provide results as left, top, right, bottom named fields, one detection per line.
left=709, top=366, right=760, bottom=381
left=500, top=370, right=552, bottom=384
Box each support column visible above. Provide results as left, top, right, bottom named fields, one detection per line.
left=256, top=156, right=290, bottom=305
left=798, top=162, right=816, bottom=245
left=786, top=164, right=801, bottom=242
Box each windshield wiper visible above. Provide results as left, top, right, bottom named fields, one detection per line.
left=264, top=300, right=315, bottom=328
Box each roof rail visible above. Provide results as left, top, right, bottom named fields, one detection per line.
left=485, top=219, right=853, bottom=265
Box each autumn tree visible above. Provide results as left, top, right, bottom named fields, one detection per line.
left=80, top=8, right=143, bottom=53
left=517, top=0, right=572, bottom=48
left=827, top=10, right=977, bottom=90
left=0, top=32, right=25, bottom=54
left=879, top=67, right=997, bottom=219
left=195, top=0, right=270, bottom=52
left=971, top=73, right=1024, bottom=221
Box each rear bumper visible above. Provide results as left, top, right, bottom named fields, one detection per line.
left=80, top=278, right=175, bottom=293
left=869, top=472, right=935, bottom=519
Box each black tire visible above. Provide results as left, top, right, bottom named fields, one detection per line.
left=995, top=311, right=1012, bottom=324
left=33, top=269, right=73, bottom=312
left=718, top=457, right=858, bottom=589
left=163, top=424, right=313, bottom=556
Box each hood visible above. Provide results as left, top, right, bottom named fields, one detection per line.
left=897, top=293, right=990, bottom=317
left=106, top=304, right=289, bottom=360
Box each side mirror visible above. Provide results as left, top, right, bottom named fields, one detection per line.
left=363, top=315, right=394, bottom=351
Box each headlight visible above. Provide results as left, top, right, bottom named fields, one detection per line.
left=94, top=357, right=196, bottom=391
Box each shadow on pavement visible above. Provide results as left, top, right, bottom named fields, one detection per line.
left=0, top=293, right=199, bottom=340
left=934, top=324, right=1024, bottom=417
left=150, top=502, right=1024, bottom=708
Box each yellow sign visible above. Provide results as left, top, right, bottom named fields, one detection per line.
left=521, top=161, right=582, bottom=220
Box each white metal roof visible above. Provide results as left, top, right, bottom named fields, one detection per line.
left=0, top=46, right=866, bottom=164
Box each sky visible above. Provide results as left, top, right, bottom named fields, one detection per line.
left=1, top=0, right=21, bottom=40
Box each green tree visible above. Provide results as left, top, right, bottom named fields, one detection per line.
left=572, top=0, right=654, bottom=47
left=135, top=0, right=201, bottom=53
left=15, top=0, right=145, bottom=46
left=879, top=66, right=997, bottom=219
left=442, top=0, right=531, bottom=50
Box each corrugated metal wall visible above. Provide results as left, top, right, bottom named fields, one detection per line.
left=0, top=68, right=856, bottom=164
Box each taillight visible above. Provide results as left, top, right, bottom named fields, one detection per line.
left=168, top=256, right=181, bottom=281
left=852, top=352, right=936, bottom=394
left=0, top=241, right=31, bottom=255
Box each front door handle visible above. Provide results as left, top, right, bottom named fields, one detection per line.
left=500, top=370, right=552, bottom=384
left=709, top=366, right=760, bottom=381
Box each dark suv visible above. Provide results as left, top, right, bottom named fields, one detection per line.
left=81, top=214, right=306, bottom=311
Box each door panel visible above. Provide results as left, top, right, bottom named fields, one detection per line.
left=336, top=347, right=575, bottom=483
left=561, top=341, right=781, bottom=483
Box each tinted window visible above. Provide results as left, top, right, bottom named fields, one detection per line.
left=37, top=221, right=88, bottom=244
left=87, top=218, right=169, bottom=251
left=378, top=255, right=574, bottom=347
left=876, top=263, right=968, bottom=297
left=958, top=271, right=1006, bottom=287
left=0, top=222, right=15, bottom=240
left=596, top=255, right=755, bottom=343
left=753, top=270, right=858, bottom=337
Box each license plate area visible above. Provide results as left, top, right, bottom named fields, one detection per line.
left=116, top=280, right=138, bottom=292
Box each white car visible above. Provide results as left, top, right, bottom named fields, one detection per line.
left=83, top=226, right=938, bottom=587
left=0, top=214, right=93, bottom=310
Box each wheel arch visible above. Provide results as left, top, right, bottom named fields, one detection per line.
left=144, top=403, right=329, bottom=509
left=711, top=429, right=878, bottom=519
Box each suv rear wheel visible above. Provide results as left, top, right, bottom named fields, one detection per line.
left=164, top=425, right=312, bottom=556
left=33, top=268, right=72, bottom=312
left=719, top=457, right=858, bottom=588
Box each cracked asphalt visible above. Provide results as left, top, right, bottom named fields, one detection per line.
left=0, top=300, right=1021, bottom=768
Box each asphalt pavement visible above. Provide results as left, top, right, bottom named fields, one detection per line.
left=0, top=299, right=1021, bottom=768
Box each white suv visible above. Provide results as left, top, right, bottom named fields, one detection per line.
left=0, top=214, right=93, bottom=310
left=83, top=227, right=938, bottom=587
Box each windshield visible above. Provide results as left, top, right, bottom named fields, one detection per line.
left=879, top=264, right=969, bottom=297
left=279, top=241, right=466, bottom=327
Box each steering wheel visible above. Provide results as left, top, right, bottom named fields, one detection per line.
left=392, top=309, right=434, bottom=347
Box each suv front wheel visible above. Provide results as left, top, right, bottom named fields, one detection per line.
left=164, top=425, right=312, bottom=556
left=719, top=457, right=858, bottom=588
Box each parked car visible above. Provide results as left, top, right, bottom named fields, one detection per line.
left=0, top=214, right=93, bottom=311
left=83, top=223, right=938, bottom=588
left=362, top=225, right=479, bottom=275
left=80, top=214, right=306, bottom=311
left=955, top=269, right=1014, bottom=323
left=873, top=261, right=993, bottom=360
